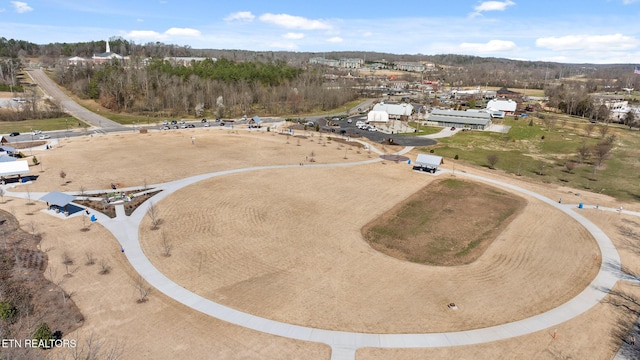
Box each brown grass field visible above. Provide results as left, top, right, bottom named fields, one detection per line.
left=3, top=127, right=640, bottom=359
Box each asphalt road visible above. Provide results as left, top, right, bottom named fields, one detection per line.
left=27, top=69, right=125, bottom=130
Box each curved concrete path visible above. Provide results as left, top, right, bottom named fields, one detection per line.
left=3, top=148, right=632, bottom=360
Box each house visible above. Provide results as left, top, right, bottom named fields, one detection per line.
left=67, top=56, right=89, bottom=66
left=428, top=109, right=493, bottom=130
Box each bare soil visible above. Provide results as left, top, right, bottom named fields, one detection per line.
left=362, top=178, right=526, bottom=265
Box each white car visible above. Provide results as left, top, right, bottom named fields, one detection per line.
left=33, top=130, right=42, bottom=135
left=39, top=134, right=51, bottom=139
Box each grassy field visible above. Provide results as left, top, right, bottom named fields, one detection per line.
left=421, top=115, right=640, bottom=202
left=0, top=116, right=84, bottom=134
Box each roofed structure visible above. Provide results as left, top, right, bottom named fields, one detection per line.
left=428, top=109, right=492, bottom=130
left=0, top=160, right=29, bottom=178
left=39, top=191, right=76, bottom=207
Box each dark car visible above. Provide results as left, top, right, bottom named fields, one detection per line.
left=9, top=132, right=20, bottom=137
left=201, top=118, right=207, bottom=123
left=170, top=120, right=178, bottom=125
left=219, top=122, right=225, bottom=126
left=187, top=124, right=196, bottom=128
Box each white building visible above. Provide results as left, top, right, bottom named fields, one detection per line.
left=486, top=99, right=518, bottom=114
left=371, top=102, right=414, bottom=120
left=367, top=110, right=389, bottom=123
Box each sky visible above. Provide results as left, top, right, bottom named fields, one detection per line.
left=1, top=0, right=640, bottom=64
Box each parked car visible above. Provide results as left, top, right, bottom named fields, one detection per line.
left=161, top=125, right=170, bottom=130
left=170, top=120, right=178, bottom=125
left=215, top=118, right=221, bottom=122
left=451, top=127, right=456, bottom=130
left=203, top=122, right=210, bottom=127
left=219, top=122, right=225, bottom=126
left=187, top=124, right=196, bottom=128
left=39, top=134, right=51, bottom=139
left=163, top=120, right=169, bottom=125
left=9, top=132, right=19, bottom=137
left=201, top=118, right=207, bottom=123
left=347, top=119, right=352, bottom=123
left=33, top=130, right=42, bottom=135
left=305, top=122, right=315, bottom=126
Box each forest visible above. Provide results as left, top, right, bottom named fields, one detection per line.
left=2, top=36, right=640, bottom=119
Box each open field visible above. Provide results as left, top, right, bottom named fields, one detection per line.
left=429, top=116, right=640, bottom=202
left=2, top=128, right=639, bottom=359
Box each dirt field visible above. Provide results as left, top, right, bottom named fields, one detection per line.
left=3, top=128, right=639, bottom=359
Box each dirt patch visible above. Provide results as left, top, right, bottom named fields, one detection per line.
left=7, top=141, right=47, bottom=150
left=362, top=178, right=527, bottom=266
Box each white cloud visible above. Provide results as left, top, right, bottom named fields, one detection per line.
left=165, top=27, right=201, bottom=37
left=224, top=11, right=255, bottom=22
left=470, top=0, right=515, bottom=17
left=124, top=28, right=201, bottom=42
left=259, top=13, right=331, bottom=30
left=125, top=30, right=166, bottom=41
left=536, top=33, right=638, bottom=51
left=459, top=39, right=517, bottom=53
left=327, top=37, right=343, bottom=43
left=136, top=18, right=144, bottom=23
left=11, top=1, right=33, bottom=13
left=623, top=0, right=639, bottom=4
left=283, top=32, right=304, bottom=40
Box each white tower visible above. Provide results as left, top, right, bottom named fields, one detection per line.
left=106, top=40, right=111, bottom=53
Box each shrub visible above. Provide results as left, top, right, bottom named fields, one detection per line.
left=32, top=156, right=39, bottom=165
left=429, top=149, right=435, bottom=153
left=454, top=154, right=459, bottom=160
left=0, top=301, right=16, bottom=320
left=32, top=322, right=54, bottom=349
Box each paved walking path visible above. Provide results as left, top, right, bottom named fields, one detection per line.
left=3, top=149, right=636, bottom=360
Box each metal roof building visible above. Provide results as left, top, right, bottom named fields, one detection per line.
left=428, top=109, right=493, bottom=130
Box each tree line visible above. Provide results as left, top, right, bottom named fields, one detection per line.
left=53, top=59, right=356, bottom=117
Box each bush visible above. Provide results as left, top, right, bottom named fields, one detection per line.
left=429, top=149, right=434, bottom=153
left=32, top=322, right=54, bottom=349
left=32, top=156, right=39, bottom=165
left=454, top=154, right=459, bottom=160
left=0, top=301, right=16, bottom=320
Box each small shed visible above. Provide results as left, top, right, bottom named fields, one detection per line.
left=414, top=154, right=443, bottom=173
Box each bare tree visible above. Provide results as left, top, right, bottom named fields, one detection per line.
left=64, top=330, right=126, bottom=360
left=160, top=230, right=173, bottom=257
left=598, top=123, right=611, bottom=138
left=565, top=160, right=576, bottom=173
left=584, top=122, right=596, bottom=137
left=486, top=154, right=499, bottom=169
left=592, top=141, right=614, bottom=175
left=577, top=141, right=591, bottom=164
left=60, top=169, right=67, bottom=185
left=85, top=251, right=95, bottom=266
left=132, top=276, right=152, bottom=303
left=62, top=252, right=74, bottom=277
left=99, top=259, right=111, bottom=275
left=147, top=201, right=160, bottom=230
